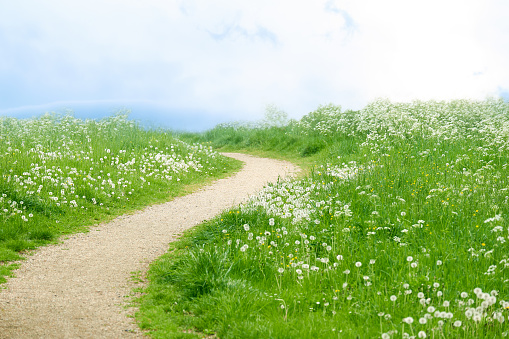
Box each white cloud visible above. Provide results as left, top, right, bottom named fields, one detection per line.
left=342, top=0, right=506, bottom=101
left=0, top=0, right=508, bottom=126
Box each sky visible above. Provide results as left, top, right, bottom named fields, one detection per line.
left=1, top=0, right=508, bottom=130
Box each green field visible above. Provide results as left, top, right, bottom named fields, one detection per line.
left=2, top=100, right=509, bottom=338
left=0, top=113, right=241, bottom=282
left=136, top=99, right=509, bottom=338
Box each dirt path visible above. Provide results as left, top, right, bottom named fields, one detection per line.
left=0, top=153, right=299, bottom=339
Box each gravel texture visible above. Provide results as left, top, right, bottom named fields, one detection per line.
left=0, top=153, right=299, bottom=338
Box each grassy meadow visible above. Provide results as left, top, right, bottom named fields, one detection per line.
left=0, top=113, right=241, bottom=282
left=136, top=99, right=509, bottom=338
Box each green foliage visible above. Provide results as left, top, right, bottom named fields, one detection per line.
left=298, top=137, right=327, bottom=157
left=0, top=263, right=19, bottom=284
left=0, top=113, right=241, bottom=282
left=137, top=99, right=509, bottom=338
left=0, top=246, right=23, bottom=262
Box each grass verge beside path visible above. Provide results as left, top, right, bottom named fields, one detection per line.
left=0, top=113, right=242, bottom=284
left=136, top=100, right=509, bottom=338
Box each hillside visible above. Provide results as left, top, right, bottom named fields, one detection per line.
left=138, top=99, right=509, bottom=338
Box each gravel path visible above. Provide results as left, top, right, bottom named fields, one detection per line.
left=0, top=153, right=299, bottom=339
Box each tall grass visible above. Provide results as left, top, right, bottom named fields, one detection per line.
left=0, top=113, right=240, bottom=282
left=178, top=104, right=360, bottom=160
left=137, top=99, right=509, bottom=338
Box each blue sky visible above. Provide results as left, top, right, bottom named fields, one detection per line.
left=1, top=0, right=508, bottom=130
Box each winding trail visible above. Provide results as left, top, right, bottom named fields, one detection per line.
left=0, top=153, right=299, bottom=338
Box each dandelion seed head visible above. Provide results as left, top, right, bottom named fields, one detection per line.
left=402, top=317, right=413, bottom=324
